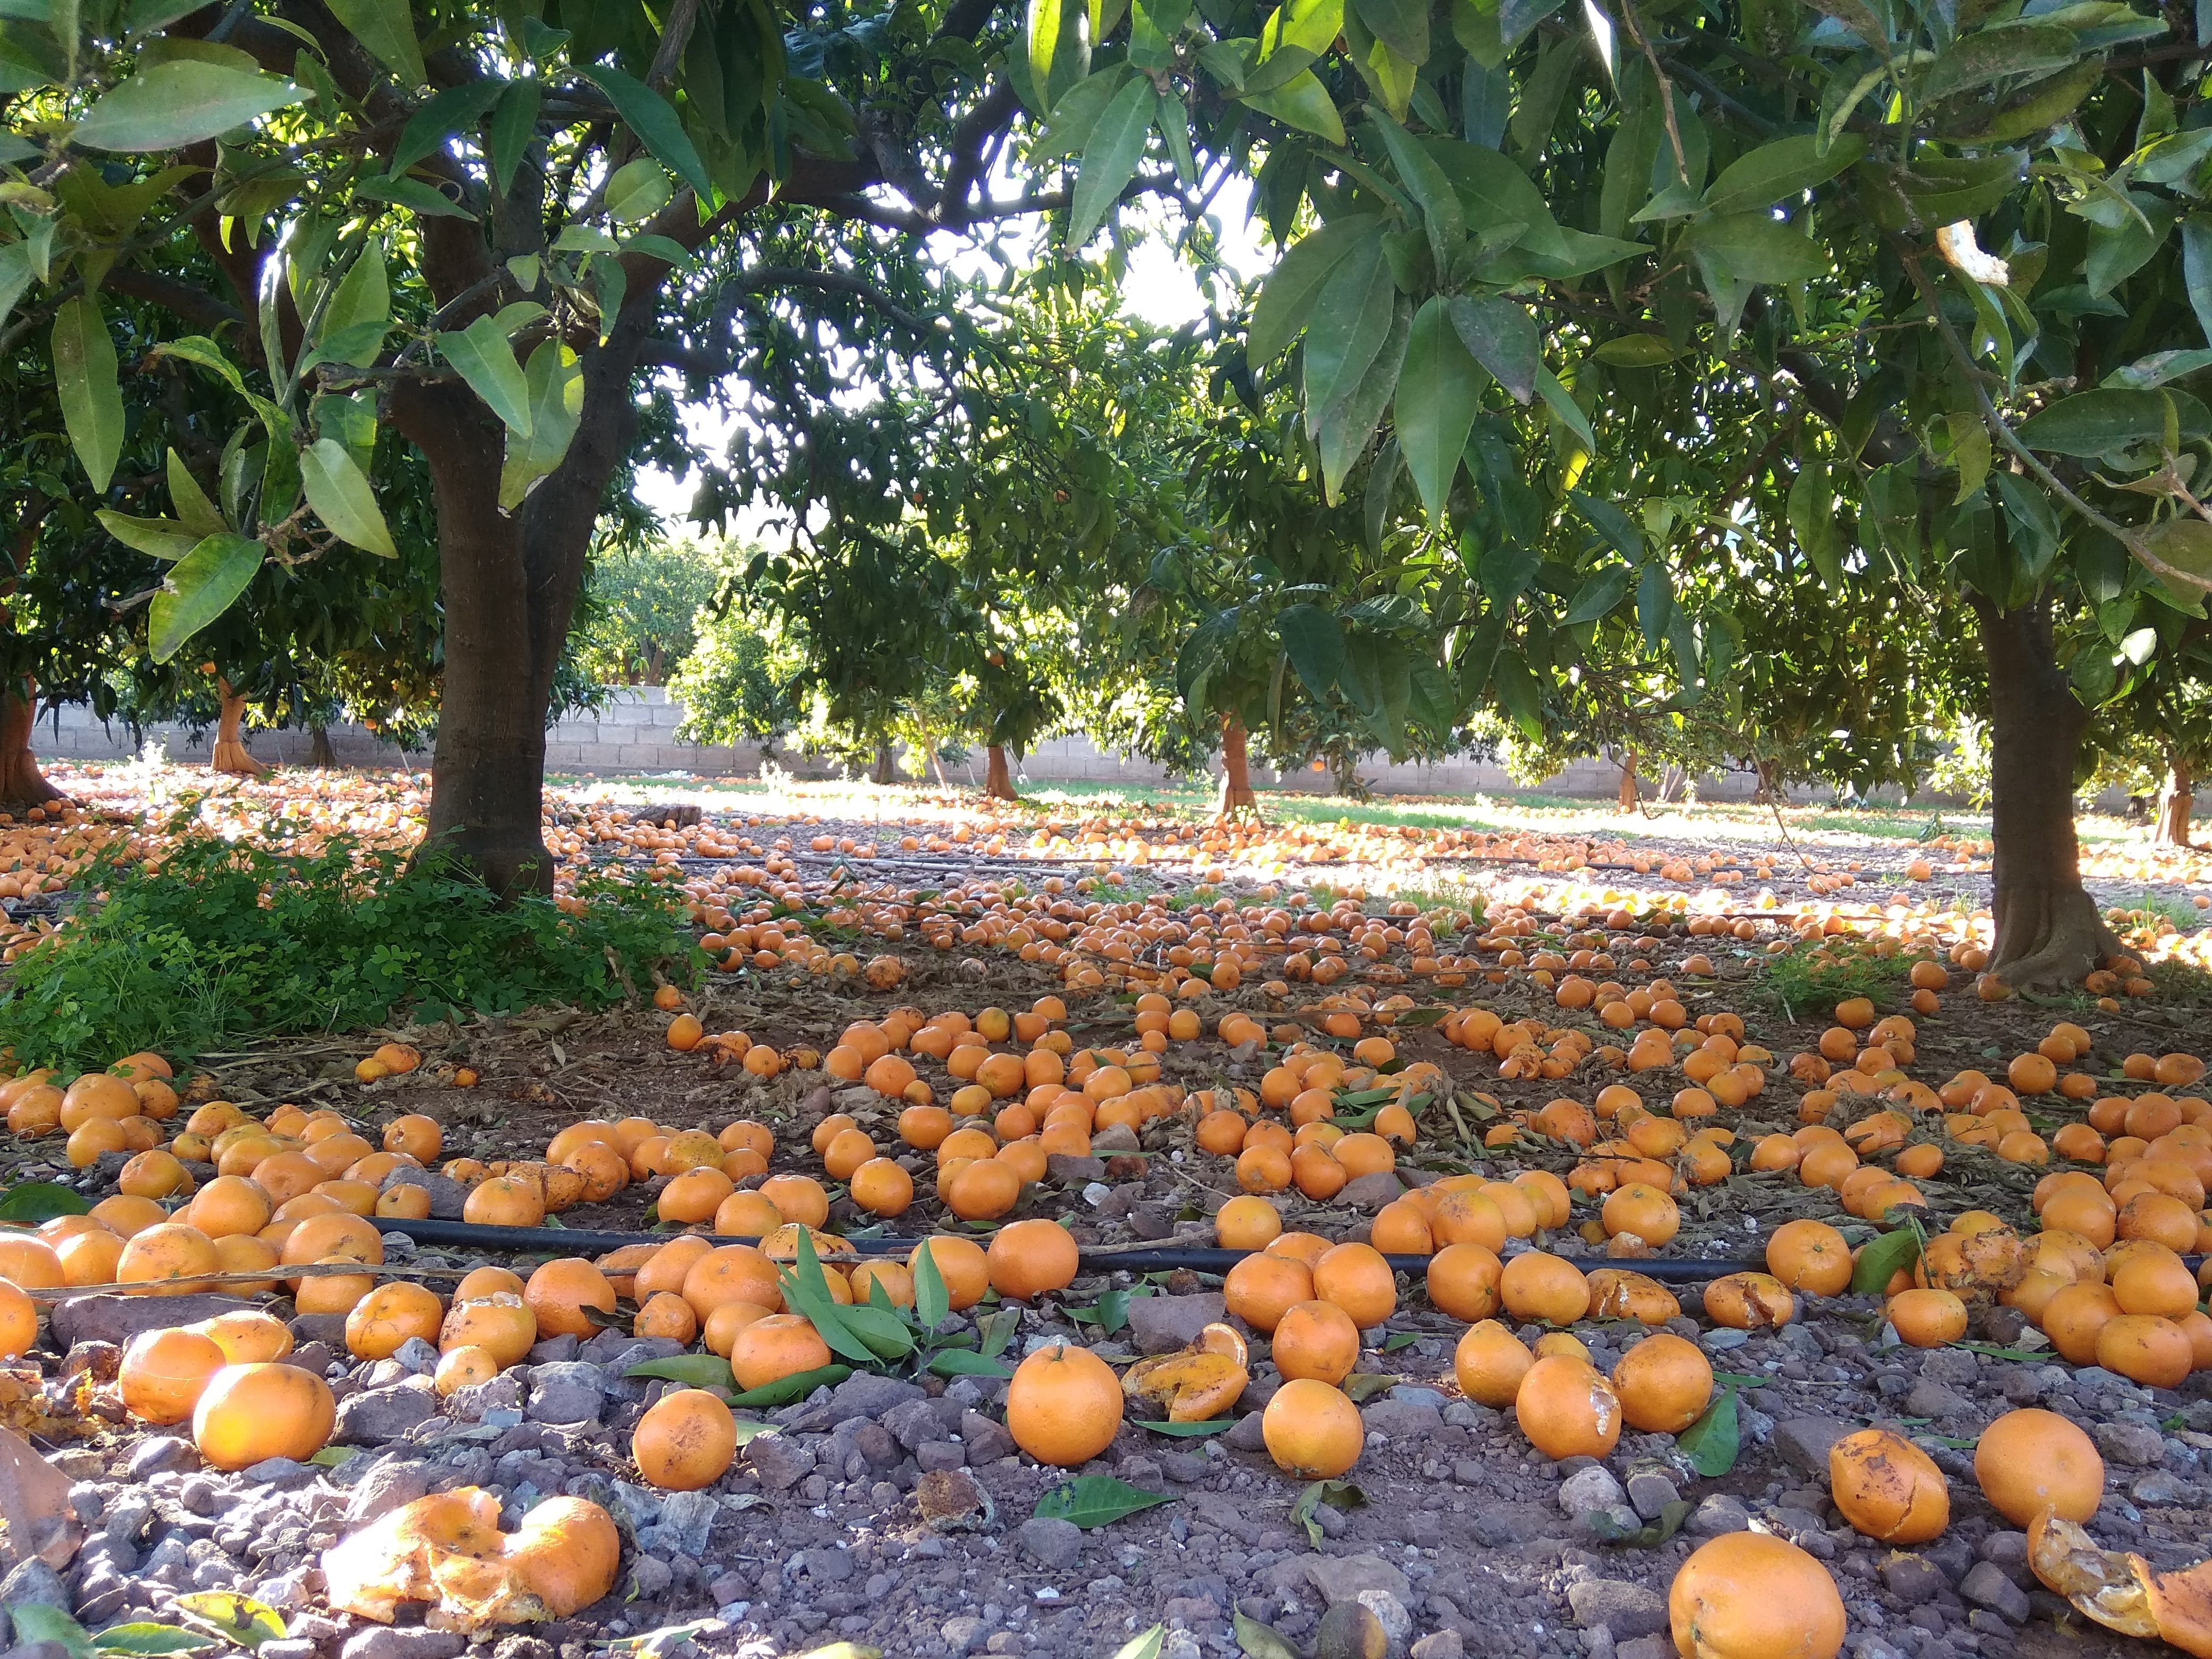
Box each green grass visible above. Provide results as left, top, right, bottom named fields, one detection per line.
left=1759, top=940, right=1915, bottom=1024
left=0, top=820, right=698, bottom=1069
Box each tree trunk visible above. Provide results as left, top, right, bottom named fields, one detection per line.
left=390, top=345, right=634, bottom=898
left=212, top=678, right=266, bottom=778
left=983, top=742, right=1017, bottom=800
left=1330, top=748, right=1369, bottom=800
left=1976, top=598, right=2119, bottom=987
left=871, top=740, right=895, bottom=784
left=1616, top=750, right=1639, bottom=811
left=2157, top=760, right=2194, bottom=850
left=0, top=682, right=62, bottom=811
left=309, top=724, right=338, bottom=769
left=1216, top=714, right=1261, bottom=822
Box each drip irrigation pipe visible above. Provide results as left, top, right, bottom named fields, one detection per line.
left=369, top=1217, right=1769, bottom=1283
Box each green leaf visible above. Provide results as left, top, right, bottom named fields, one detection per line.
left=96, top=511, right=200, bottom=562
left=1249, top=215, right=1381, bottom=366
left=1675, top=1387, right=1740, bottom=1476
left=308, top=1447, right=359, bottom=1467
left=167, top=449, right=227, bottom=537
left=1231, top=1610, right=1301, bottom=1659
left=1702, top=134, right=1864, bottom=217
left=1033, top=1475, right=1176, bottom=1528
left=149, top=534, right=265, bottom=664
left=574, top=63, right=711, bottom=202
left=0, top=1180, right=89, bottom=1222
left=911, top=1239, right=951, bottom=1330
left=52, top=296, right=122, bottom=492
left=625, top=1355, right=735, bottom=1387
left=2184, top=218, right=2212, bottom=346
left=1851, top=1224, right=1922, bottom=1294
left=92, top=1626, right=215, bottom=1657
left=0, top=239, right=31, bottom=333
left=168, top=1593, right=285, bottom=1654
left=72, top=61, right=304, bottom=150
left=1138, top=1418, right=1235, bottom=1436
left=1131, top=0, right=1193, bottom=66
left=1256, top=0, right=1343, bottom=70
left=1681, top=213, right=1826, bottom=283
left=1302, top=237, right=1394, bottom=420
left=2021, top=388, right=2212, bottom=456
left=323, top=0, right=425, bottom=85
left=978, top=1305, right=1021, bottom=1359
left=1788, top=462, right=1844, bottom=584
left=1027, top=0, right=1067, bottom=108
left=1342, top=1372, right=1398, bottom=1403
left=1368, top=104, right=1463, bottom=273
left=1291, top=1479, right=1365, bottom=1548
left=1318, top=297, right=1407, bottom=500
left=1110, top=1630, right=1164, bottom=1659
left=1395, top=297, right=1487, bottom=524
left=1241, top=68, right=1346, bottom=144
left=299, top=439, right=395, bottom=556
left=606, top=156, right=674, bottom=222
left=1447, top=295, right=1538, bottom=404
left=1591, top=334, right=1680, bottom=367
left=354, top=171, right=475, bottom=218
left=489, top=80, right=542, bottom=196
left=1033, top=65, right=1133, bottom=161
left=1068, top=76, right=1157, bottom=245
left=1562, top=566, right=1632, bottom=624
left=2105, top=349, right=2212, bottom=389
left=11, top=1607, right=90, bottom=1659
left=777, top=1233, right=880, bottom=1368
left=297, top=321, right=392, bottom=380
left=1570, top=489, right=1644, bottom=559
left=391, top=80, right=505, bottom=175
left=1918, top=23, right=2081, bottom=105
left=1534, top=366, right=1594, bottom=453
left=439, top=314, right=534, bottom=436
left=1588, top=1498, right=1691, bottom=1547
left=926, top=1348, right=1014, bottom=1379
left=724, top=1363, right=851, bottom=1407
left=498, top=339, right=583, bottom=509
left=839, top=1300, right=917, bottom=1361
left=1276, top=602, right=1347, bottom=699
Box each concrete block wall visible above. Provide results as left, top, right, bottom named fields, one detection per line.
left=23, top=685, right=1825, bottom=803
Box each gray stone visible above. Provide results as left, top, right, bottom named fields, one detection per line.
left=123, top=1437, right=196, bottom=1480
left=1016, top=1516, right=1083, bottom=1571
left=656, top=1490, right=719, bottom=1559
left=340, top=1629, right=467, bottom=1659
left=1128, top=1293, right=1228, bottom=1355
left=1361, top=1398, right=1445, bottom=1438
left=335, top=1380, right=438, bottom=1445
left=1046, top=1154, right=1108, bottom=1184
left=1568, top=1579, right=1669, bottom=1641
left=1879, top=1556, right=1946, bottom=1605
left=524, top=1362, right=605, bottom=1426
left=1356, top=1590, right=1413, bottom=1649
left=941, top=1615, right=991, bottom=1656
left=744, top=1431, right=814, bottom=1493
left=344, top=1459, right=432, bottom=1528
left=1304, top=1553, right=1411, bottom=1607
left=1687, top=1495, right=1751, bottom=1536
left=526, top=1335, right=579, bottom=1365
left=388, top=1338, right=440, bottom=1377
left=882, top=1395, right=962, bottom=1452
left=824, top=1372, right=925, bottom=1420
left=1559, top=1465, right=1628, bottom=1518
left=1919, top=1349, right=1979, bottom=1387
left=917, top=1442, right=967, bottom=1472
left=240, top=1458, right=313, bottom=1487
left=0, top=1561, right=69, bottom=1617
left=1903, top=1379, right=1973, bottom=1421
left=1773, top=1418, right=1854, bottom=1478
left=627, top=1556, right=673, bottom=1601
left=381, top=1169, right=468, bottom=1220
left=1617, top=1641, right=1671, bottom=1659
left=1226, top=1414, right=1267, bottom=1452
left=2132, top=1470, right=2196, bottom=1505
left=1409, top=1636, right=1465, bottom=1659
left=1336, top=1172, right=1406, bottom=1211
left=1088, top=1124, right=1141, bottom=1154
left=2096, top=1422, right=2167, bottom=1468
left=51, top=1295, right=256, bottom=1350
left=1471, top=1503, right=1554, bottom=1548
left=1958, top=1562, right=2030, bottom=1624
left=960, top=1410, right=1016, bottom=1464
left=258, top=1643, right=317, bottom=1659
left=1623, top=1469, right=1679, bottom=1520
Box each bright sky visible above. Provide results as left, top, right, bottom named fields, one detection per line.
left=631, top=175, right=1275, bottom=526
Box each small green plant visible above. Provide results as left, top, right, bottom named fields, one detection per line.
left=1761, top=940, right=1913, bottom=1023
left=0, top=820, right=699, bottom=1068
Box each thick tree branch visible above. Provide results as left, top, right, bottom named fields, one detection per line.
left=940, top=82, right=1025, bottom=223
left=102, top=269, right=247, bottom=332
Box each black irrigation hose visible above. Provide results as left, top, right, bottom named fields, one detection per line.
left=370, top=1217, right=1771, bottom=1283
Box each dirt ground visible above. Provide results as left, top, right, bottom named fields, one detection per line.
left=8, top=764, right=2212, bottom=1659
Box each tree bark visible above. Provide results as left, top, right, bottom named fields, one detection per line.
left=872, top=740, right=895, bottom=784
left=1617, top=751, right=1639, bottom=812
left=212, top=678, right=266, bottom=778
left=1216, top=714, right=1261, bottom=822
left=2157, top=758, right=2194, bottom=849
left=309, top=724, right=338, bottom=769
left=1330, top=747, right=1370, bottom=800
left=984, top=742, right=1017, bottom=800
left=0, top=682, right=62, bottom=811
left=1976, top=597, right=2120, bottom=987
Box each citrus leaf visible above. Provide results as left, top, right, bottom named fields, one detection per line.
left=149, top=534, right=264, bottom=664
left=323, top=0, right=425, bottom=86
left=1675, top=1387, right=1740, bottom=1477
left=911, top=1239, right=951, bottom=1330
left=90, top=1624, right=216, bottom=1657
left=0, top=1182, right=89, bottom=1222
left=1110, top=1628, right=1164, bottom=1659
left=53, top=296, right=122, bottom=492
left=169, top=1594, right=286, bottom=1652
left=724, top=1362, right=851, bottom=1407
left=625, top=1355, right=735, bottom=1387
left=573, top=63, right=710, bottom=202
left=1138, top=1419, right=1234, bottom=1436
left=1342, top=1372, right=1398, bottom=1402
left=437, top=315, right=533, bottom=435
left=1292, top=1479, right=1365, bottom=1547
left=71, top=61, right=304, bottom=150
left=1068, top=76, right=1156, bottom=246
left=1231, top=1610, right=1301, bottom=1659
left=95, top=512, right=199, bottom=562
left=1588, top=1498, right=1691, bottom=1546
left=1850, top=1224, right=1922, bottom=1294
left=778, top=1233, right=880, bottom=1368
left=1033, top=1475, right=1176, bottom=1528
left=926, top=1349, right=1013, bottom=1379
left=299, top=439, right=396, bottom=556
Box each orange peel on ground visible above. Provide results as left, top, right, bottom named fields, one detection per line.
left=2028, top=1510, right=2212, bottom=1653
left=1122, top=1323, right=1250, bottom=1422
left=323, top=1489, right=619, bottom=1628
left=1585, top=1268, right=1680, bottom=1325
